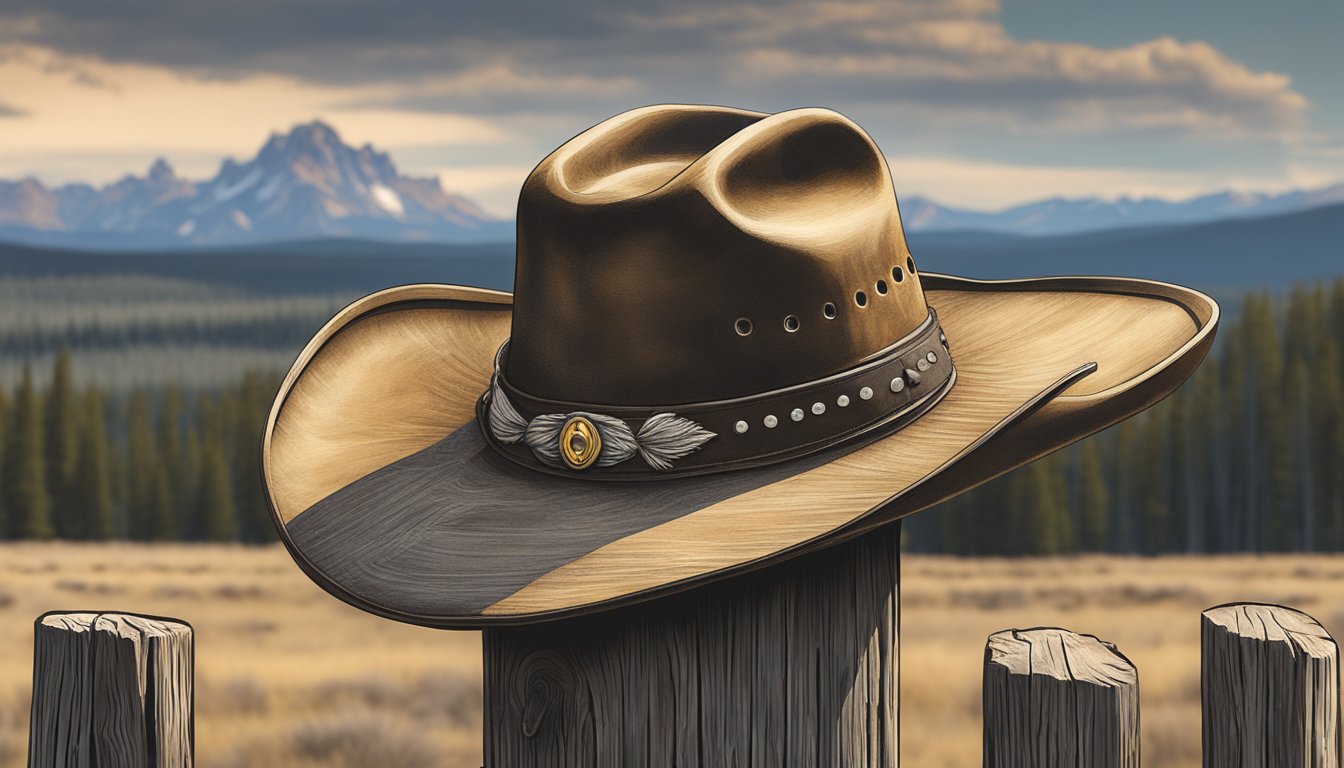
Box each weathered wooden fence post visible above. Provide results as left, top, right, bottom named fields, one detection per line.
left=983, top=627, right=1140, bottom=768
left=481, top=522, right=901, bottom=767
left=28, top=611, right=194, bottom=768
left=1202, top=602, right=1340, bottom=768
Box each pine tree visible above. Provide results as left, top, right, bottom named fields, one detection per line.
left=1111, top=419, right=1139, bottom=552
left=942, top=488, right=986, bottom=555
left=1220, top=317, right=1249, bottom=551
left=1139, top=411, right=1170, bottom=554
left=1283, top=289, right=1318, bottom=550
left=1021, top=458, right=1071, bottom=555
left=1314, top=302, right=1344, bottom=550
left=189, top=395, right=236, bottom=542
left=43, top=349, right=80, bottom=537
left=1188, top=366, right=1221, bottom=553
left=69, top=389, right=114, bottom=540
left=106, top=422, right=128, bottom=538
left=197, top=440, right=236, bottom=542
left=1077, top=439, right=1109, bottom=551
left=124, top=390, right=156, bottom=539
left=178, top=409, right=204, bottom=541
left=1282, top=354, right=1310, bottom=551
left=1050, top=454, right=1074, bottom=554
left=157, top=384, right=185, bottom=533
left=1331, top=278, right=1344, bottom=372
left=150, top=467, right=175, bottom=541
left=1246, top=294, right=1292, bottom=550
left=232, top=372, right=272, bottom=542
left=4, top=366, right=52, bottom=539
left=1003, top=470, right=1029, bottom=555
left=0, top=386, right=9, bottom=537
left=1164, top=390, right=1191, bottom=553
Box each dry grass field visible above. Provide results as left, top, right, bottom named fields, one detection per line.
left=1, top=544, right=1342, bottom=767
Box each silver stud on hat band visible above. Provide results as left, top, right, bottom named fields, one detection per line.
left=859, top=386, right=874, bottom=400
left=790, top=408, right=805, bottom=422
left=812, top=402, right=825, bottom=415
left=764, top=414, right=778, bottom=428
left=735, top=420, right=749, bottom=434
left=837, top=394, right=850, bottom=407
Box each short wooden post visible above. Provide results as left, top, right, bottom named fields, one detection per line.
left=983, top=627, right=1139, bottom=768
left=1202, top=602, right=1340, bottom=768
left=28, top=611, right=194, bottom=768
left=482, top=522, right=901, bottom=767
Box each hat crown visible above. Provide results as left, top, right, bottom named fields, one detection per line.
left=507, top=105, right=929, bottom=406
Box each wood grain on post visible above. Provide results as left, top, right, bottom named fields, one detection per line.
left=28, top=612, right=194, bottom=768
left=983, top=627, right=1139, bottom=768
left=1202, top=602, right=1340, bottom=768
left=482, top=522, right=901, bottom=767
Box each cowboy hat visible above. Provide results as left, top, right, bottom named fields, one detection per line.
left=262, top=105, right=1218, bottom=628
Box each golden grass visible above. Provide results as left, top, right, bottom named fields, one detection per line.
left=0, top=544, right=481, bottom=768
left=1, top=545, right=1341, bottom=767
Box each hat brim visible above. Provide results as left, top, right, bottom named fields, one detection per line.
left=263, top=273, right=1217, bottom=627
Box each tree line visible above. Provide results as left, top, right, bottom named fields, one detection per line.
left=0, top=354, right=277, bottom=542
left=907, top=278, right=1344, bottom=555
left=0, top=314, right=325, bottom=358
left=2, top=278, right=1343, bottom=553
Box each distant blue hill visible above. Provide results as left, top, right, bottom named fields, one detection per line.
left=900, top=182, right=1344, bottom=236
left=0, top=238, right=515, bottom=295
left=909, top=201, right=1344, bottom=305
left=0, top=202, right=1339, bottom=304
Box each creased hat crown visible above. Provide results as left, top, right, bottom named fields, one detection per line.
left=508, top=104, right=929, bottom=406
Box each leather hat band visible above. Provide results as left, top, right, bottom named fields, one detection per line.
left=478, top=309, right=954, bottom=480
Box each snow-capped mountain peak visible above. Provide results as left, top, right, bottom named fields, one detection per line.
left=0, top=120, right=508, bottom=246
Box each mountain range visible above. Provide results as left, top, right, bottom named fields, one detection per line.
left=2, top=201, right=1338, bottom=305
left=0, top=121, right=1340, bottom=247
left=0, top=121, right=511, bottom=248
left=900, top=183, right=1344, bottom=236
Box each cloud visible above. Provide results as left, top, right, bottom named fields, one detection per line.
left=0, top=0, right=1333, bottom=212
left=436, top=164, right=539, bottom=217
left=725, top=14, right=1306, bottom=136
left=0, top=44, right=511, bottom=180
left=0, top=0, right=1309, bottom=138
left=331, top=63, right=641, bottom=115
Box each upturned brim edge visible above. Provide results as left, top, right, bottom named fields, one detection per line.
left=262, top=273, right=1217, bottom=628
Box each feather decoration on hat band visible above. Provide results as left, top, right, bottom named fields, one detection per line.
left=486, top=374, right=716, bottom=471
left=635, top=413, right=718, bottom=471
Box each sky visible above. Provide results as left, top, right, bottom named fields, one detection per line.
left=0, top=0, right=1340, bottom=217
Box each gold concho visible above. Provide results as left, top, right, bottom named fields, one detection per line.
left=559, top=415, right=602, bottom=470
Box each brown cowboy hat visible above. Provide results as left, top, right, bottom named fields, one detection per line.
left=262, top=105, right=1218, bottom=628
